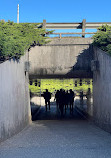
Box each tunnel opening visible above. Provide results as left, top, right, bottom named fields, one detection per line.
left=29, top=78, right=93, bottom=121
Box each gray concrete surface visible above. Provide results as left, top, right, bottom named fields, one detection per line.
left=29, top=38, right=93, bottom=79
left=93, top=47, right=111, bottom=133
left=0, top=53, right=31, bottom=142
left=0, top=120, right=111, bottom=158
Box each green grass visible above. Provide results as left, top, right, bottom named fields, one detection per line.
left=29, top=79, right=92, bottom=95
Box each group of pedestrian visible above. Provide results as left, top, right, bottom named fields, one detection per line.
left=55, top=89, right=75, bottom=116
left=42, top=88, right=91, bottom=116
left=42, top=89, right=75, bottom=116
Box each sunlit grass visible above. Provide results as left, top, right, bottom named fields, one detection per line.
left=29, top=79, right=92, bottom=95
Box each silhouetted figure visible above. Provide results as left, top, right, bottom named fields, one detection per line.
left=86, top=88, right=91, bottom=107
left=69, top=89, right=75, bottom=113
left=80, top=91, right=84, bottom=106
left=43, top=89, right=51, bottom=111
left=64, top=90, right=70, bottom=113
left=59, top=89, right=65, bottom=117
left=55, top=90, right=60, bottom=110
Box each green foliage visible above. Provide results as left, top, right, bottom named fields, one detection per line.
left=0, top=20, right=50, bottom=60
left=93, top=25, right=111, bottom=55
left=29, top=79, right=92, bottom=95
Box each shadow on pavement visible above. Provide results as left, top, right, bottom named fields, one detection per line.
left=31, top=98, right=88, bottom=121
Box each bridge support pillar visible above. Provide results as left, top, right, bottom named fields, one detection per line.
left=59, top=33, right=62, bottom=38
left=43, top=19, right=46, bottom=29
left=82, top=19, right=86, bottom=38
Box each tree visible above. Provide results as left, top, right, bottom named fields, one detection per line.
left=93, top=25, right=111, bottom=55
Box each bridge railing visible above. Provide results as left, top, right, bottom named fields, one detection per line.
left=40, top=19, right=111, bottom=38
left=51, top=32, right=95, bottom=38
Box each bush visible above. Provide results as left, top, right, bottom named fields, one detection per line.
left=0, top=20, right=51, bottom=60
left=93, top=25, right=111, bottom=55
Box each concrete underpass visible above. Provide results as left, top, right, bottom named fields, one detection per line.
left=29, top=37, right=93, bottom=121
left=1, top=37, right=111, bottom=158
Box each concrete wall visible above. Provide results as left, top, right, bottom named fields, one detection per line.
left=0, top=53, right=31, bottom=142
left=29, top=38, right=93, bottom=79
left=93, top=47, right=111, bottom=132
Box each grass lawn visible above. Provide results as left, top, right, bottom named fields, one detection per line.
left=29, top=78, right=92, bottom=95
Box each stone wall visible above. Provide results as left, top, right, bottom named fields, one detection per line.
left=93, top=47, right=111, bottom=132
left=0, top=53, right=31, bottom=142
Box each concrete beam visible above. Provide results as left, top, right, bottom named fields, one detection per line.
left=86, top=22, right=111, bottom=28
left=52, top=32, right=95, bottom=35
left=51, top=32, right=95, bottom=38
left=41, top=22, right=111, bottom=29
left=45, top=23, right=82, bottom=29
left=29, top=38, right=93, bottom=79
left=25, top=21, right=111, bottom=30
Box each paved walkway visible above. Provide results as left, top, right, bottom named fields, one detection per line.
left=0, top=120, right=111, bottom=158
left=31, top=96, right=92, bottom=120
left=0, top=98, right=111, bottom=158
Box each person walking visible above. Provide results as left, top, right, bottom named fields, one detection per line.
left=43, top=89, right=51, bottom=111
left=59, top=89, right=65, bottom=117
left=69, top=89, right=75, bottom=113
left=64, top=90, right=70, bottom=113
left=55, top=90, right=60, bottom=110
left=79, top=91, right=84, bottom=107
left=86, top=88, right=91, bottom=107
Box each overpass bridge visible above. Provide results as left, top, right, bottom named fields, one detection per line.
left=29, top=19, right=111, bottom=79
left=29, top=37, right=93, bottom=79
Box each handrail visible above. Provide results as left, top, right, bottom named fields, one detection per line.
left=52, top=32, right=95, bottom=34
left=49, top=32, right=95, bottom=38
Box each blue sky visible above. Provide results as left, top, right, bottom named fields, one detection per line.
left=0, top=0, right=111, bottom=23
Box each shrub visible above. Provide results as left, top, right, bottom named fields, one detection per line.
left=0, top=20, right=51, bottom=60
left=93, top=25, right=111, bottom=55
